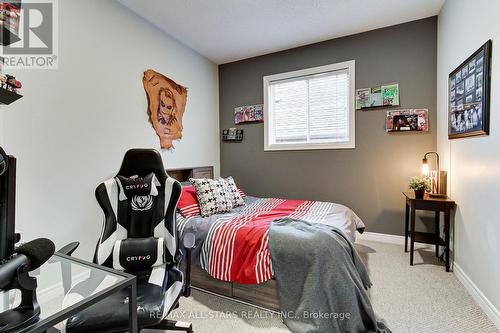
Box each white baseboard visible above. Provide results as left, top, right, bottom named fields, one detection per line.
left=0, top=270, right=90, bottom=312
left=357, top=231, right=500, bottom=330
left=454, top=263, right=500, bottom=330
left=357, top=231, right=432, bottom=249
left=38, top=270, right=90, bottom=303
left=357, top=231, right=405, bottom=245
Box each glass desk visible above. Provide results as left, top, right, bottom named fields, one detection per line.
left=0, top=253, right=137, bottom=333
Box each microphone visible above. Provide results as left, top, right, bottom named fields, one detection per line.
left=0, top=238, right=55, bottom=289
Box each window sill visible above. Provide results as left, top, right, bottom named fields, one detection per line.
left=264, top=142, right=355, bottom=151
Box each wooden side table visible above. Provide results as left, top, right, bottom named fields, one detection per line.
left=403, top=191, right=456, bottom=272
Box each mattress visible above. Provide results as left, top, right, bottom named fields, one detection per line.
left=176, top=196, right=365, bottom=284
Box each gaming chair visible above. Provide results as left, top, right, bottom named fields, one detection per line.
left=64, top=149, right=194, bottom=333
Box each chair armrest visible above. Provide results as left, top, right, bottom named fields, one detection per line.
left=56, top=242, right=80, bottom=294
left=183, top=233, right=195, bottom=297
left=57, top=242, right=80, bottom=256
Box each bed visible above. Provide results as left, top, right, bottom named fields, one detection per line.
left=170, top=167, right=366, bottom=311
left=178, top=195, right=365, bottom=281
left=167, top=167, right=393, bottom=333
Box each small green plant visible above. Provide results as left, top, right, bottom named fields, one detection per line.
left=409, top=176, right=431, bottom=191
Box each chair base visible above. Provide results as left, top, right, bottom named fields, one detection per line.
left=144, top=319, right=193, bottom=332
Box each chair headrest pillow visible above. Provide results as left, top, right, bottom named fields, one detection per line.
left=116, top=172, right=159, bottom=200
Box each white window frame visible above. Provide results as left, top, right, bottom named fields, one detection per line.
left=263, top=60, right=355, bottom=151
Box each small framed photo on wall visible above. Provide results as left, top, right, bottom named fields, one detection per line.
left=448, top=40, right=492, bottom=139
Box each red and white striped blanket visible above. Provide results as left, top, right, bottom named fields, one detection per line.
left=185, top=197, right=364, bottom=284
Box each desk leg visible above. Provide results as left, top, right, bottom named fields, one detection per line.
left=410, top=202, right=416, bottom=266
left=435, top=211, right=440, bottom=257
left=444, top=207, right=451, bottom=272
left=128, top=281, right=138, bottom=333
left=405, top=202, right=410, bottom=252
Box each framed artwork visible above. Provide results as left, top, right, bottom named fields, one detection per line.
left=222, top=128, right=243, bottom=142
left=448, top=40, right=491, bottom=139
left=355, top=83, right=399, bottom=110
left=386, top=109, right=428, bottom=132
left=234, top=104, right=263, bottom=124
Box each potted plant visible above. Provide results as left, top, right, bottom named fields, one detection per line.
left=409, top=176, right=431, bottom=199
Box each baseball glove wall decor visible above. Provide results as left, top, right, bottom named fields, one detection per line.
left=143, top=69, right=188, bottom=149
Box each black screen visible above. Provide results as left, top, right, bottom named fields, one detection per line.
left=0, top=149, right=16, bottom=261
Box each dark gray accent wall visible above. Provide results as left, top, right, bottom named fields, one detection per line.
left=219, top=17, right=437, bottom=235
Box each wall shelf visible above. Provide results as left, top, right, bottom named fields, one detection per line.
left=359, top=104, right=397, bottom=111
left=0, top=26, right=21, bottom=46
left=0, top=88, right=22, bottom=105
left=222, top=129, right=243, bottom=142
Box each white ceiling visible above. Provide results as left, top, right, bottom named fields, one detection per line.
left=117, top=0, right=445, bottom=64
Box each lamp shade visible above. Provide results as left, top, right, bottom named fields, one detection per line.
left=421, top=152, right=447, bottom=197
left=422, top=158, right=430, bottom=176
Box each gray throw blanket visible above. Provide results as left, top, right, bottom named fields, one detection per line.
left=269, top=218, right=391, bottom=333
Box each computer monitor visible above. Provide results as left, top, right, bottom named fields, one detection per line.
left=0, top=146, right=16, bottom=261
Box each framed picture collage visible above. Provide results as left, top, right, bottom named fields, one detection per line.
left=448, top=40, right=492, bottom=139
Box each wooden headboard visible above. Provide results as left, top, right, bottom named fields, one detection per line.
left=166, top=166, right=213, bottom=182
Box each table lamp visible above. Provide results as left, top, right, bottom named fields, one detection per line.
left=422, top=152, right=447, bottom=197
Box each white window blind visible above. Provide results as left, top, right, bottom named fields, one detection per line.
left=264, top=61, right=355, bottom=151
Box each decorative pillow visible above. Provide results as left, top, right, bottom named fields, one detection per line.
left=178, top=185, right=201, bottom=217
left=190, top=178, right=233, bottom=217
left=113, top=237, right=164, bottom=271
left=223, top=176, right=245, bottom=207
left=238, top=188, right=247, bottom=198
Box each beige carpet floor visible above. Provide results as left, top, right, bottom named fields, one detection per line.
left=145, top=240, right=499, bottom=333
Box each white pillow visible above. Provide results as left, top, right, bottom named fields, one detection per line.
left=223, top=176, right=245, bottom=208
left=190, top=178, right=233, bottom=217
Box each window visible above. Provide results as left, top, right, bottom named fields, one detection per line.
left=263, top=60, right=355, bottom=151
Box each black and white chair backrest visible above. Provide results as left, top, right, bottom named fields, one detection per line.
left=93, top=149, right=182, bottom=275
